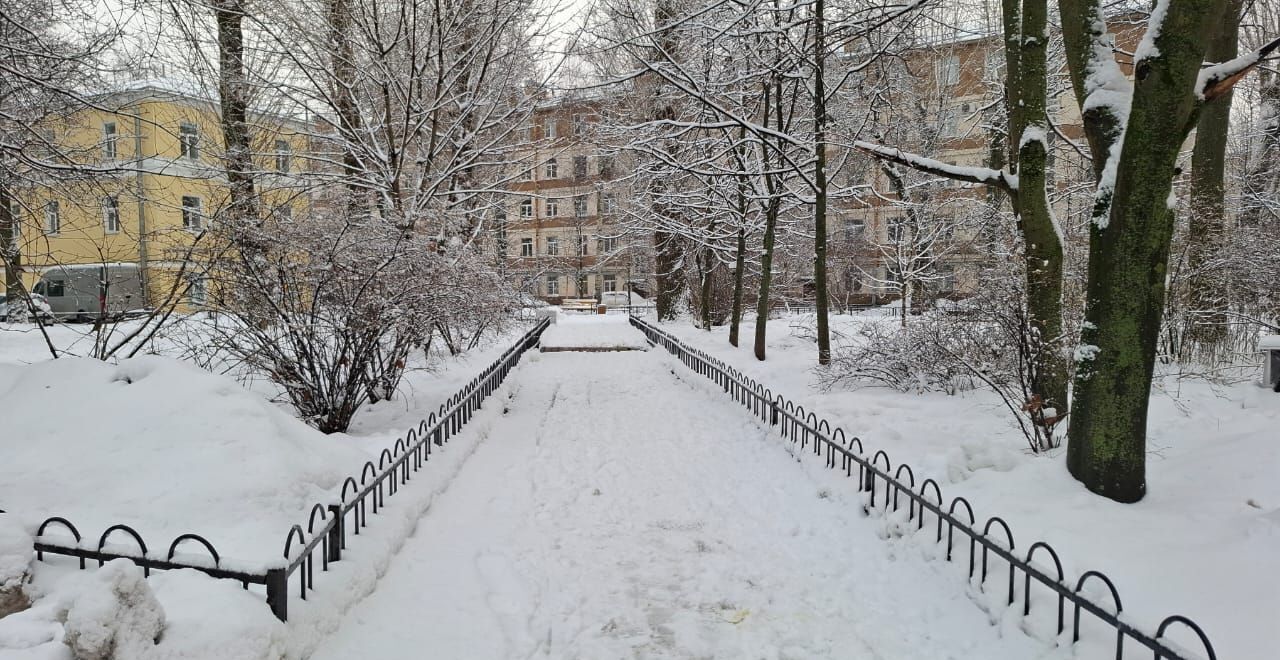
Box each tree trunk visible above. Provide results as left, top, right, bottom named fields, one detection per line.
left=698, top=244, right=713, bottom=329
left=754, top=197, right=780, bottom=361
left=214, top=0, right=259, bottom=230
left=729, top=225, right=746, bottom=346
left=1012, top=0, right=1068, bottom=420
left=1067, top=0, right=1224, bottom=502
left=1185, top=0, right=1241, bottom=354
left=654, top=228, right=683, bottom=320
left=811, top=0, right=831, bottom=365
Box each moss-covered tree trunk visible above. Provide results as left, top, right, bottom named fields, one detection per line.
left=1067, top=0, right=1224, bottom=502
left=1185, top=0, right=1241, bottom=354
left=1011, top=0, right=1068, bottom=422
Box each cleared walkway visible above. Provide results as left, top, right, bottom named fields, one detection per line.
left=312, top=340, right=1047, bottom=659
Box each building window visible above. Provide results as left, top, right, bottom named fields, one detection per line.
left=546, top=274, right=559, bottom=296
left=274, top=140, right=291, bottom=172
left=603, top=274, right=617, bottom=292
left=573, top=155, right=588, bottom=179
left=887, top=218, right=904, bottom=244
left=188, top=276, right=208, bottom=305
left=42, top=200, right=59, bottom=234
left=181, top=196, right=203, bottom=230
left=102, top=122, right=118, bottom=160
left=573, top=195, right=588, bottom=217
left=520, top=198, right=534, bottom=217
left=546, top=235, right=559, bottom=255
left=3, top=198, right=19, bottom=241
left=579, top=235, right=589, bottom=256
left=599, top=192, right=616, bottom=215
left=520, top=166, right=533, bottom=181
left=938, top=55, right=960, bottom=86
left=598, top=235, right=617, bottom=254
left=103, top=196, right=120, bottom=234
left=846, top=218, right=865, bottom=242
left=572, top=113, right=586, bottom=136
left=544, top=117, right=557, bottom=139
left=520, top=237, right=533, bottom=256
left=545, top=198, right=560, bottom=217
left=179, top=122, right=200, bottom=160
left=598, top=155, right=614, bottom=178
left=522, top=126, right=533, bottom=143
left=545, top=158, right=558, bottom=179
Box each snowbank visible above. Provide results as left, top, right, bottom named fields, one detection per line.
left=659, top=314, right=1280, bottom=659
left=0, top=356, right=366, bottom=563
left=58, top=560, right=164, bottom=660
left=0, top=516, right=33, bottom=617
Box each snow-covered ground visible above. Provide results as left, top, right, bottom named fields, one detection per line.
left=310, top=349, right=1048, bottom=660
left=659, top=312, right=1280, bottom=659
left=539, top=312, right=650, bottom=350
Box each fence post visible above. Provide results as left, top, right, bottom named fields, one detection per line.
left=266, top=568, right=288, bottom=621
left=327, top=504, right=343, bottom=561
left=770, top=400, right=779, bottom=426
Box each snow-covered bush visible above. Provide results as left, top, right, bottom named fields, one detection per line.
left=58, top=560, right=164, bottom=660
left=821, top=267, right=1067, bottom=453
left=0, top=515, right=32, bottom=618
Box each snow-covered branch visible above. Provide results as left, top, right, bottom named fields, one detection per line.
left=852, top=141, right=1018, bottom=194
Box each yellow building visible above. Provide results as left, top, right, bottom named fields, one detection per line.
left=2, top=79, right=309, bottom=313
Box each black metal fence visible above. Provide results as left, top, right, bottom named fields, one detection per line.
left=629, top=315, right=1217, bottom=660
left=14, top=318, right=550, bottom=622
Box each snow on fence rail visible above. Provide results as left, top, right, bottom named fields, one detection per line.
left=7, top=318, right=551, bottom=622
left=628, top=316, right=1217, bottom=660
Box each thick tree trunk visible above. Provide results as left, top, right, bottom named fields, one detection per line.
left=1185, top=0, right=1241, bottom=353
left=1013, top=0, right=1068, bottom=421
left=1067, top=0, right=1223, bottom=502
left=654, top=228, right=683, bottom=320
left=698, top=245, right=713, bottom=329
left=215, top=0, right=259, bottom=229
left=811, top=0, right=831, bottom=365
left=754, top=197, right=780, bottom=361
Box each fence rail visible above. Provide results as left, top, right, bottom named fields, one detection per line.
left=629, top=316, right=1216, bottom=660
left=14, top=318, right=550, bottom=622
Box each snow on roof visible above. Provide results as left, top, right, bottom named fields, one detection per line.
left=1258, top=335, right=1280, bottom=351
left=109, top=77, right=217, bottom=103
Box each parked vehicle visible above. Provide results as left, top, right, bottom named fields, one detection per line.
left=0, top=292, right=54, bottom=322
left=31, top=264, right=145, bottom=322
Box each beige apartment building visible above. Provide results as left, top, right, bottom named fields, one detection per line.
left=500, top=97, right=642, bottom=302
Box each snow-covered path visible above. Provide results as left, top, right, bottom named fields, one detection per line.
left=311, top=350, right=1045, bottom=660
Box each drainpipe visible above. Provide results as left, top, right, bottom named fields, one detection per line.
left=133, top=108, right=149, bottom=308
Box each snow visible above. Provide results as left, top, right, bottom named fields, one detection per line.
left=1196, top=51, right=1263, bottom=100
left=1134, top=0, right=1170, bottom=64
left=1074, top=343, right=1100, bottom=362
left=0, top=356, right=367, bottom=564
left=0, top=517, right=31, bottom=597
left=853, top=140, right=1018, bottom=190
left=660, top=313, right=1279, bottom=659
left=57, top=560, right=165, bottom=660
left=538, top=312, right=649, bottom=350
left=309, top=351, right=1048, bottom=659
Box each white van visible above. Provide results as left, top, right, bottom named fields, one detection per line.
left=32, top=264, right=145, bottom=322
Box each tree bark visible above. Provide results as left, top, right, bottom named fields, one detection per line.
left=1185, top=0, right=1241, bottom=353
left=811, top=0, right=831, bottom=365
left=729, top=224, right=746, bottom=346
left=1013, top=0, right=1068, bottom=420
left=215, top=0, right=259, bottom=231
left=1067, top=0, right=1225, bottom=502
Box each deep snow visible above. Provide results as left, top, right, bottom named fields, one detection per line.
left=661, top=312, right=1280, bottom=659
left=310, top=348, right=1050, bottom=660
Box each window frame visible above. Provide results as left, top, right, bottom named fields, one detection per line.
left=520, top=237, right=533, bottom=256
left=545, top=197, right=559, bottom=217
left=545, top=158, right=558, bottom=179
left=103, top=196, right=120, bottom=234
left=102, top=122, right=118, bottom=161
left=43, top=200, right=60, bottom=235
left=546, top=235, right=559, bottom=256
left=274, top=139, right=292, bottom=173
left=545, top=274, right=559, bottom=295
left=181, top=195, right=204, bottom=231
left=519, top=198, right=534, bottom=217
left=179, top=121, right=200, bottom=160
